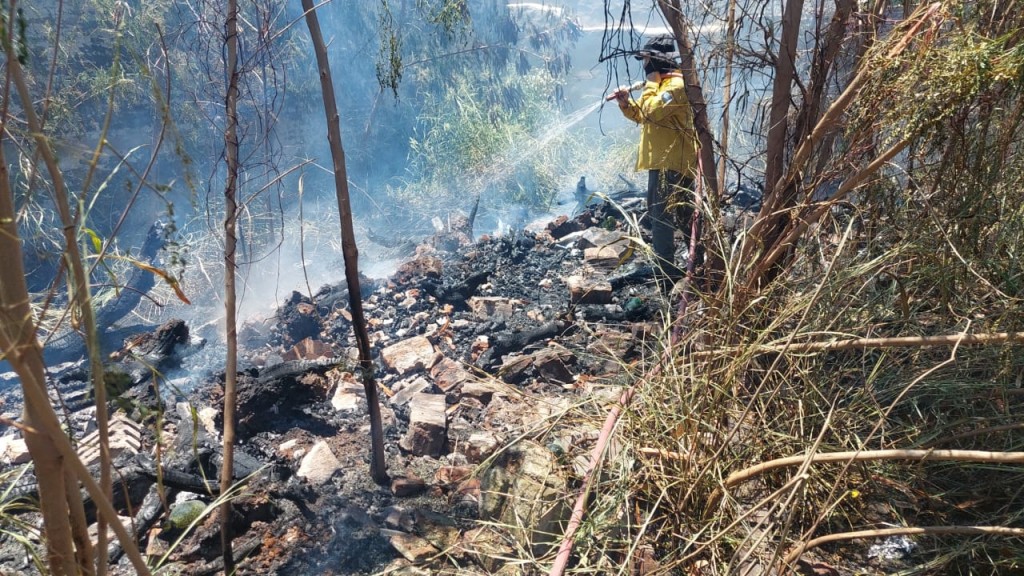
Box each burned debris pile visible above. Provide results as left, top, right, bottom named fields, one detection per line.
left=0, top=200, right=681, bottom=575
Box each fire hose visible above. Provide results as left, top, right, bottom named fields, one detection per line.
left=604, top=80, right=647, bottom=102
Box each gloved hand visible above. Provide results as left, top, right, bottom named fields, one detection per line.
left=605, top=81, right=646, bottom=104
left=605, top=86, right=631, bottom=103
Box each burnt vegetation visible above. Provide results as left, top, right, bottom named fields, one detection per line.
left=0, top=1, right=1022, bottom=575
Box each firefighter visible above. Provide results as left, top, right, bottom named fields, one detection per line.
left=607, top=34, right=699, bottom=291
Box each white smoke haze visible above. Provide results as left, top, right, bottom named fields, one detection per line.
left=134, top=1, right=689, bottom=347
left=10, top=0, right=727, bottom=371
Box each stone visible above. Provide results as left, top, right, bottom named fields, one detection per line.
left=430, top=357, right=476, bottom=393
left=391, top=475, right=428, bottom=497
left=382, top=529, right=438, bottom=563
left=584, top=241, right=632, bottom=268
left=459, top=379, right=501, bottom=405
left=481, top=440, right=569, bottom=558
left=145, top=527, right=169, bottom=558
left=463, top=431, right=499, bottom=464
left=390, top=377, right=431, bottom=407
left=532, top=347, right=576, bottom=385
left=278, top=438, right=301, bottom=458
left=331, top=380, right=366, bottom=414
left=296, top=440, right=341, bottom=486
left=435, top=465, right=473, bottom=486
left=282, top=337, right=336, bottom=361
left=330, top=370, right=367, bottom=413
left=566, top=276, right=613, bottom=305
left=467, top=297, right=516, bottom=320
left=1, top=436, right=31, bottom=465
left=381, top=336, right=439, bottom=375
left=576, top=227, right=627, bottom=250
left=413, top=508, right=460, bottom=551
left=587, top=328, right=633, bottom=356
left=399, top=393, right=447, bottom=457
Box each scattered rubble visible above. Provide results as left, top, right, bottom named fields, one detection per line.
left=0, top=201, right=703, bottom=575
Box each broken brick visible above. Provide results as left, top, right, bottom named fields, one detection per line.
left=399, top=393, right=447, bottom=457
left=566, top=276, right=613, bottom=305
left=381, top=336, right=439, bottom=375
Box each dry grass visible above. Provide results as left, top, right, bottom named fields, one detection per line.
left=545, top=166, right=1024, bottom=575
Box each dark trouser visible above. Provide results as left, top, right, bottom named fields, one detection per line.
left=647, top=170, right=697, bottom=284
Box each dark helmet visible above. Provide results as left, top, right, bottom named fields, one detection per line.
left=634, top=34, right=679, bottom=64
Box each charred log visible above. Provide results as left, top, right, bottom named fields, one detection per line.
left=110, top=319, right=189, bottom=364
left=43, top=221, right=169, bottom=365
left=211, top=359, right=337, bottom=437
left=608, top=263, right=655, bottom=290
left=422, top=267, right=494, bottom=307
left=136, top=455, right=221, bottom=495
left=477, top=321, right=570, bottom=370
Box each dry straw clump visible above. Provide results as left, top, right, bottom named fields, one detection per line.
left=607, top=179, right=1024, bottom=574
left=558, top=5, right=1024, bottom=572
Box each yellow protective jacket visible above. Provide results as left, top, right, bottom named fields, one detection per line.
left=619, top=73, right=698, bottom=177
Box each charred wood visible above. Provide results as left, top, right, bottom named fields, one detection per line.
left=608, top=264, right=655, bottom=290
left=422, top=267, right=494, bottom=306
left=477, top=321, right=570, bottom=370
left=110, top=319, right=190, bottom=364
left=193, top=537, right=262, bottom=576
left=211, top=359, right=337, bottom=437
left=43, top=221, right=169, bottom=365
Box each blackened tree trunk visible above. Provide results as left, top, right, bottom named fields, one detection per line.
left=657, top=0, right=720, bottom=197
left=657, top=0, right=725, bottom=290
left=220, top=0, right=241, bottom=571
left=302, top=0, right=389, bottom=484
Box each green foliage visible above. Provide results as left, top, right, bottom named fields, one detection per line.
left=397, top=69, right=581, bottom=215
left=376, top=0, right=403, bottom=97
left=417, top=0, right=471, bottom=37
left=847, top=6, right=1024, bottom=153
left=0, top=2, right=29, bottom=64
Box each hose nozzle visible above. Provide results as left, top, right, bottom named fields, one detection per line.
left=605, top=81, right=647, bottom=102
